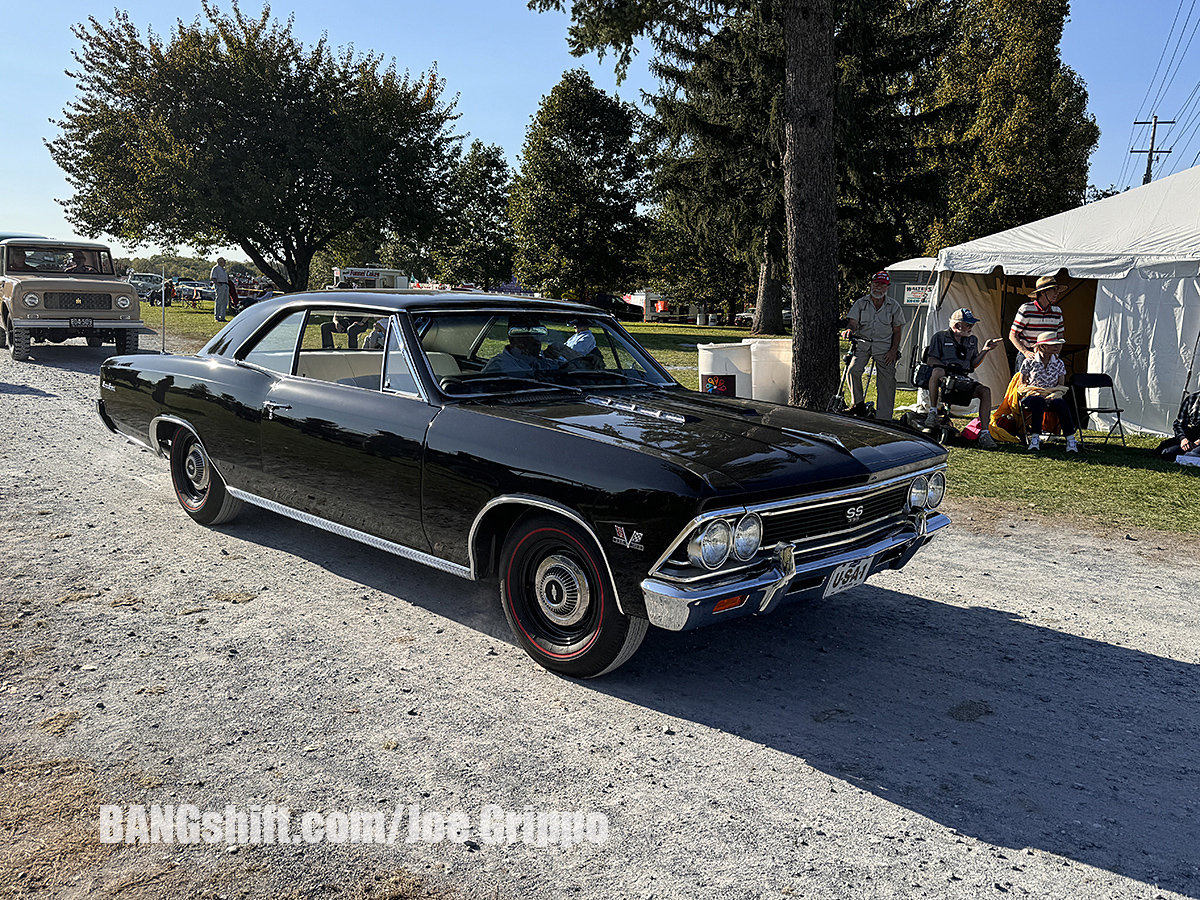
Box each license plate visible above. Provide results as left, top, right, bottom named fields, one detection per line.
left=823, top=555, right=874, bottom=598
left=69, top=317, right=93, bottom=329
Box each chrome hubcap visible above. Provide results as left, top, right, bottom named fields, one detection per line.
left=184, top=444, right=209, bottom=493
left=534, top=554, right=590, bottom=627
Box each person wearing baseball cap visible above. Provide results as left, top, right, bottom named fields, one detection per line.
left=1018, top=331, right=1077, bottom=452
left=842, top=270, right=904, bottom=420
left=922, top=307, right=1003, bottom=448
left=1009, top=274, right=1065, bottom=360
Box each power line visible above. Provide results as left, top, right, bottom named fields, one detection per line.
left=1132, top=116, right=1175, bottom=183
left=1120, top=0, right=1188, bottom=186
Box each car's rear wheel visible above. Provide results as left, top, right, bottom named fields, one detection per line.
left=169, top=427, right=242, bottom=525
left=500, top=514, right=647, bottom=678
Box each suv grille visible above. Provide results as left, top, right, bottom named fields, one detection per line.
left=44, top=292, right=113, bottom=310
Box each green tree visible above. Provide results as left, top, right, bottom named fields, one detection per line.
left=532, top=0, right=840, bottom=406
left=48, top=2, right=459, bottom=293
left=509, top=69, right=644, bottom=300
left=922, top=0, right=1099, bottom=250
left=642, top=205, right=754, bottom=319
left=644, top=4, right=788, bottom=334
left=432, top=141, right=516, bottom=289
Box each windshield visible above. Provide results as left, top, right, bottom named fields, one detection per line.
left=5, top=245, right=115, bottom=276
left=410, top=309, right=676, bottom=396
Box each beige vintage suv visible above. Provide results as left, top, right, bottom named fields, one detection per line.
left=1, top=238, right=143, bottom=361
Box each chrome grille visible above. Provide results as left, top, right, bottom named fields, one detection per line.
left=44, top=292, right=113, bottom=310
left=761, top=483, right=910, bottom=550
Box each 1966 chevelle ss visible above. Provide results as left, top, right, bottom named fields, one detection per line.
left=98, top=291, right=949, bottom=677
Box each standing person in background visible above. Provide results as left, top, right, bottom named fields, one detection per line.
left=1009, top=275, right=1065, bottom=361
left=843, top=271, right=904, bottom=421
left=211, top=257, right=230, bottom=322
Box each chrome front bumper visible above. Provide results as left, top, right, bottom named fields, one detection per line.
left=640, top=511, right=950, bottom=631
left=12, top=318, right=146, bottom=330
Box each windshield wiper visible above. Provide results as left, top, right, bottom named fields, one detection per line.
left=444, top=374, right=583, bottom=396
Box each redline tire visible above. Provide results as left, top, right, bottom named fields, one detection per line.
left=168, top=427, right=242, bottom=526
left=500, top=514, right=647, bottom=678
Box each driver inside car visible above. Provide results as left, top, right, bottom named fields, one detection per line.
left=482, top=316, right=583, bottom=375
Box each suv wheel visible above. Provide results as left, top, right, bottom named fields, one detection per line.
left=9, top=325, right=30, bottom=361
left=114, top=330, right=138, bottom=355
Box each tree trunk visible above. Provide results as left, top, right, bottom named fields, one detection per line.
left=752, top=240, right=784, bottom=335
left=783, top=0, right=839, bottom=408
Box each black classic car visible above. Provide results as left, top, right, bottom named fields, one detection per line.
left=97, top=290, right=949, bottom=677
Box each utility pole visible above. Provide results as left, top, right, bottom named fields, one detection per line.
left=1132, top=115, right=1174, bottom=184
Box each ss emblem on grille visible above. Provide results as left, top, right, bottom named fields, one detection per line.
left=846, top=505, right=865, bottom=522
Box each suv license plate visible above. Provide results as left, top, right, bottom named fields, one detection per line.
left=823, top=555, right=874, bottom=598
left=69, top=317, right=93, bottom=329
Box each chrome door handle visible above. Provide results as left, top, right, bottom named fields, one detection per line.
left=263, top=401, right=291, bottom=419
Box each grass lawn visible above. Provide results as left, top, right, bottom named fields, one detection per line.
left=149, top=309, right=1198, bottom=535
left=140, top=298, right=226, bottom=348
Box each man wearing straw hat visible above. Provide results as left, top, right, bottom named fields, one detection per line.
left=1009, top=275, right=1065, bottom=360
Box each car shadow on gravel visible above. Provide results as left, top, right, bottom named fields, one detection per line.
left=607, top=587, right=1200, bottom=898
left=5, top=342, right=130, bottom=377
left=217, top=509, right=1198, bottom=897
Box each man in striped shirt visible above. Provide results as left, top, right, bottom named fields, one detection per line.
left=1009, top=275, right=1064, bottom=360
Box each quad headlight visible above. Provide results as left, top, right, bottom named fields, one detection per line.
left=732, top=513, right=762, bottom=560
left=907, top=475, right=929, bottom=510
left=21, top=293, right=40, bottom=308
left=926, top=471, right=946, bottom=508
left=688, top=519, right=732, bottom=569
left=688, top=513, right=763, bottom=569
left=907, top=472, right=946, bottom=510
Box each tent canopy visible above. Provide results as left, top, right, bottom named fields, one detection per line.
left=936, top=166, right=1200, bottom=280
left=927, top=166, right=1200, bottom=435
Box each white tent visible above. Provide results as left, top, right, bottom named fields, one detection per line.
left=924, top=165, right=1200, bottom=435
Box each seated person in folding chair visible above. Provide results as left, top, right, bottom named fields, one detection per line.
left=1160, top=389, right=1200, bottom=462
left=923, top=307, right=1003, bottom=448
left=1018, top=332, right=1077, bottom=453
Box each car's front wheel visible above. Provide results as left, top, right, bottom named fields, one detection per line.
left=500, top=514, right=647, bottom=678
left=169, top=427, right=242, bottom=526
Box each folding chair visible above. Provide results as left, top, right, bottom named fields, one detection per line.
left=1068, top=372, right=1126, bottom=446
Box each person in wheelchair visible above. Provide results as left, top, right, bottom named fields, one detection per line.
left=922, top=308, right=1003, bottom=448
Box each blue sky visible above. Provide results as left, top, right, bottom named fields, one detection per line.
left=2, top=1, right=1197, bottom=258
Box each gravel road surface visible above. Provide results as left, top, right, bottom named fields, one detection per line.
left=2, top=340, right=1198, bottom=899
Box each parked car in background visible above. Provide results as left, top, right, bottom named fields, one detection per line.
left=735, top=306, right=792, bottom=328
left=2, top=238, right=142, bottom=359
left=129, top=272, right=172, bottom=306
left=98, top=290, right=948, bottom=677
left=587, top=293, right=643, bottom=321
left=177, top=280, right=216, bottom=303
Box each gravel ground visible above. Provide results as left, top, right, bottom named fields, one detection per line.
left=2, top=338, right=1198, bottom=900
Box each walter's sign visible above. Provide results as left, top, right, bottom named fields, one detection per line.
left=903, top=284, right=933, bottom=306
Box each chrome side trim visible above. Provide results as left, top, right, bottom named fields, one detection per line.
left=228, top=488, right=473, bottom=580
left=148, top=414, right=195, bottom=458
left=468, top=495, right=627, bottom=615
